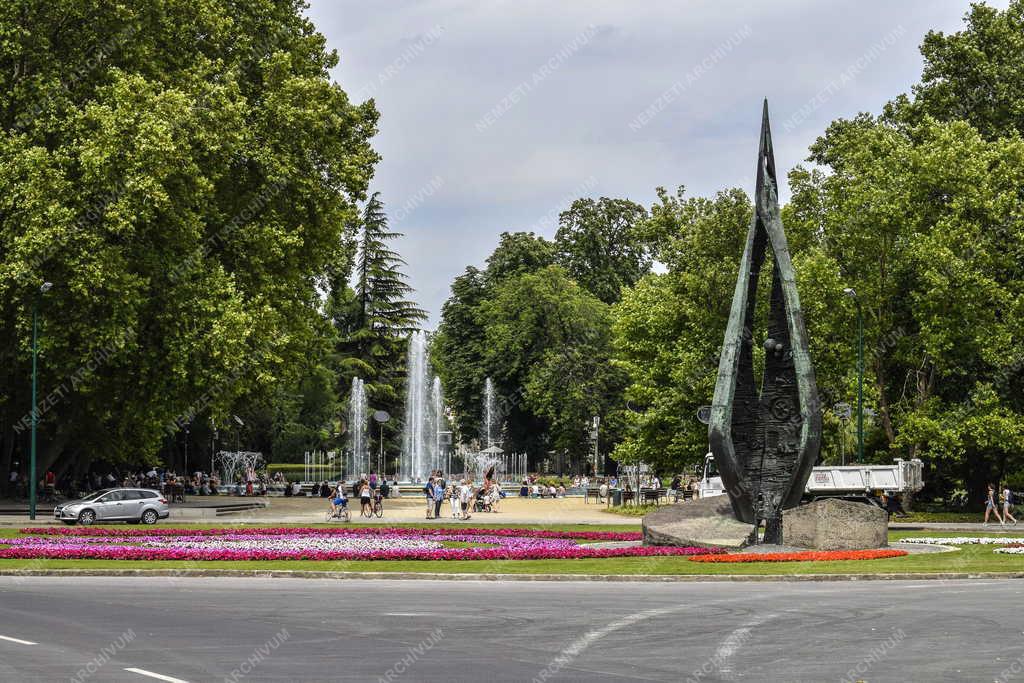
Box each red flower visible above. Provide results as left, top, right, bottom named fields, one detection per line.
left=689, top=548, right=908, bottom=563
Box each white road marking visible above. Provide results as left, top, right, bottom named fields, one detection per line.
left=712, top=615, right=771, bottom=676
left=0, top=635, right=37, bottom=645
left=536, top=604, right=691, bottom=680
left=123, top=668, right=190, bottom=683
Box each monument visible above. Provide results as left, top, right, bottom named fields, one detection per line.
left=707, top=100, right=821, bottom=544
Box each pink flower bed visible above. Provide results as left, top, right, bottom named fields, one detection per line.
left=20, top=526, right=643, bottom=541
left=5, top=527, right=720, bottom=563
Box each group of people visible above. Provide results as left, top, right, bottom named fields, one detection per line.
left=984, top=483, right=1018, bottom=525
left=422, top=471, right=503, bottom=520
left=519, top=482, right=566, bottom=498
left=323, top=473, right=390, bottom=518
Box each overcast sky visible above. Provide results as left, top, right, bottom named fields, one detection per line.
left=305, top=0, right=1003, bottom=326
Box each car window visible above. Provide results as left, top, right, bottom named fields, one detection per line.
left=123, top=491, right=144, bottom=500
left=139, top=491, right=158, bottom=499
left=104, top=491, right=126, bottom=502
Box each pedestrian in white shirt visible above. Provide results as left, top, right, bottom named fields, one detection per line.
left=459, top=480, right=473, bottom=520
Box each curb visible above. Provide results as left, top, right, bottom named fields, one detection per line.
left=1, top=568, right=1023, bottom=582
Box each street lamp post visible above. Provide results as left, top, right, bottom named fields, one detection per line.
left=843, top=288, right=865, bottom=463
left=30, top=281, right=53, bottom=521
left=183, top=420, right=191, bottom=477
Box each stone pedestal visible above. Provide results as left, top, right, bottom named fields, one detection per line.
left=642, top=496, right=753, bottom=549
left=782, top=499, right=888, bottom=550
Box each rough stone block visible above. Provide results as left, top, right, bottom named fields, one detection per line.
left=642, top=496, right=753, bottom=549
left=782, top=498, right=888, bottom=550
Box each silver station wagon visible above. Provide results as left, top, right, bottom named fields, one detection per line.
left=54, top=488, right=170, bottom=525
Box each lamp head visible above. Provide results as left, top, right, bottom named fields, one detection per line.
left=842, top=287, right=856, bottom=298
left=39, top=282, right=53, bottom=294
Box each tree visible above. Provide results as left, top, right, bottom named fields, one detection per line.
left=611, top=185, right=854, bottom=477
left=885, top=0, right=1024, bottom=140
left=332, top=192, right=426, bottom=456
left=484, top=231, right=555, bottom=283
left=791, top=115, right=1024, bottom=504
left=554, top=197, right=650, bottom=304
left=481, top=265, right=625, bottom=462
left=0, top=0, right=379, bottom=480
left=611, top=188, right=750, bottom=475
left=430, top=267, right=487, bottom=442
left=433, top=227, right=629, bottom=471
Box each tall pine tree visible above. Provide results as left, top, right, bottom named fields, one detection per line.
left=330, top=192, right=426, bottom=461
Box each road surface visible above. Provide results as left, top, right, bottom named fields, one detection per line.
left=0, top=576, right=1019, bottom=682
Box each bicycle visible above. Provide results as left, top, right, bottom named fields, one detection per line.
left=372, top=495, right=384, bottom=518
left=326, top=505, right=350, bottom=522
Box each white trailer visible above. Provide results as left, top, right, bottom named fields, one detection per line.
left=698, top=453, right=924, bottom=503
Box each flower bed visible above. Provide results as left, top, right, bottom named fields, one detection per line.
left=689, top=548, right=907, bottom=563
left=901, top=537, right=1024, bottom=546
left=20, top=526, right=642, bottom=541
left=4, top=527, right=721, bottom=562
left=994, top=545, right=1024, bottom=555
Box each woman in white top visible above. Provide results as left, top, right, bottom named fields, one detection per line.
left=449, top=483, right=460, bottom=518
left=359, top=481, right=372, bottom=516
left=1003, top=487, right=1018, bottom=524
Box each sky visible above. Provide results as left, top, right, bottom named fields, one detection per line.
left=304, top=0, right=1004, bottom=326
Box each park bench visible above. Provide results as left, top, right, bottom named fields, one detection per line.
left=585, top=487, right=603, bottom=503
left=640, top=488, right=667, bottom=505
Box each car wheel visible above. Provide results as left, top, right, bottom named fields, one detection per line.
left=141, top=509, right=158, bottom=525
left=78, top=509, right=96, bottom=526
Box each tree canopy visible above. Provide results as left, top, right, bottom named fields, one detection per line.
left=0, top=0, right=379, bottom=479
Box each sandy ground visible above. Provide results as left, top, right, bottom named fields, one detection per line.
left=221, top=494, right=641, bottom=526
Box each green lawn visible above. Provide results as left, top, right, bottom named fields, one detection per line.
left=602, top=504, right=658, bottom=517
left=897, top=511, right=988, bottom=523
left=1, top=526, right=1021, bottom=576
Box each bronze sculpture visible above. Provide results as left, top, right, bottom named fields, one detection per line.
left=708, top=100, right=821, bottom=544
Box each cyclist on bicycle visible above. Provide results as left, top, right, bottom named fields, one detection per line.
left=329, top=481, right=348, bottom=517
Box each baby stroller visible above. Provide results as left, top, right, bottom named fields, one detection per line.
left=473, top=489, right=492, bottom=513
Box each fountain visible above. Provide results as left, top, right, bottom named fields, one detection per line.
left=402, top=331, right=447, bottom=480
left=213, top=450, right=264, bottom=485
left=482, top=377, right=500, bottom=449
left=348, top=377, right=368, bottom=477
left=430, top=375, right=445, bottom=471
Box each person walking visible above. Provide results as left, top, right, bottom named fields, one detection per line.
left=359, top=479, right=372, bottom=517
left=985, top=483, right=1004, bottom=525
left=424, top=476, right=435, bottom=519
left=459, top=479, right=473, bottom=520
left=448, top=481, right=460, bottom=519
left=432, top=478, right=445, bottom=519
left=1002, top=485, right=1018, bottom=525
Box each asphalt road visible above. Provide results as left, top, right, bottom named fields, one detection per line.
left=0, top=576, right=1021, bottom=682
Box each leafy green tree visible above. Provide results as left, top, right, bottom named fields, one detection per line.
left=435, top=226, right=632, bottom=470
left=554, top=197, right=650, bottom=304
left=791, top=115, right=1024, bottom=504
left=481, top=265, right=625, bottom=462
left=0, top=0, right=379, bottom=479
left=430, top=267, right=487, bottom=442
left=886, top=0, right=1024, bottom=140
left=612, top=188, right=750, bottom=475
left=484, top=231, right=555, bottom=283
